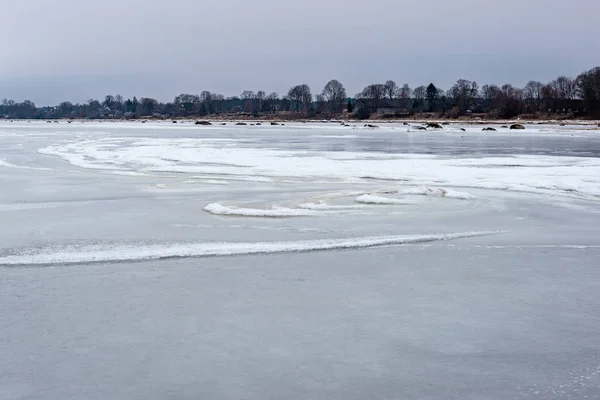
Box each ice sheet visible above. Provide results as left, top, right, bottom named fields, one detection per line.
left=37, top=133, right=600, bottom=199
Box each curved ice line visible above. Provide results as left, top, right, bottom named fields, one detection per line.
left=0, top=231, right=502, bottom=267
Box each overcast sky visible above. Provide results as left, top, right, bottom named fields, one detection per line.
left=1, top=0, right=598, bottom=105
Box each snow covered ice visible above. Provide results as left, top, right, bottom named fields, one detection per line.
left=2, top=120, right=600, bottom=400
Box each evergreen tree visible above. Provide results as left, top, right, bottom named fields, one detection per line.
left=426, top=83, right=439, bottom=112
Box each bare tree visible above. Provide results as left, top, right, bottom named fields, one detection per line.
left=200, top=91, right=214, bottom=114
left=113, top=94, right=124, bottom=112
left=59, top=101, right=74, bottom=117
left=321, top=79, right=347, bottom=114
left=541, top=83, right=559, bottom=112
left=241, top=90, right=256, bottom=113
left=103, top=95, right=115, bottom=110
left=449, top=79, right=479, bottom=114
left=139, top=97, right=158, bottom=116
left=174, top=94, right=199, bottom=115
left=413, top=86, right=426, bottom=100
left=315, top=94, right=326, bottom=114
left=523, top=81, right=543, bottom=112
left=412, top=85, right=426, bottom=111
left=553, top=76, right=577, bottom=101
left=240, top=90, right=255, bottom=100
left=266, top=92, right=279, bottom=113
left=256, top=90, right=266, bottom=114
left=212, top=93, right=224, bottom=114
left=496, top=84, right=525, bottom=118
left=480, top=84, right=501, bottom=112
left=287, top=84, right=312, bottom=115
left=384, top=80, right=399, bottom=100
left=577, top=66, right=600, bottom=117
left=398, top=84, right=412, bottom=107
left=359, top=84, right=386, bottom=109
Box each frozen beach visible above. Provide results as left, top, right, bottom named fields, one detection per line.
left=2, top=120, right=600, bottom=399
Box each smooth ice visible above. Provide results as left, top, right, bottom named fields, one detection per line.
left=1, top=120, right=600, bottom=400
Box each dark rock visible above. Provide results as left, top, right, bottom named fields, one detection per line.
left=460, top=128, right=466, bottom=132
left=442, top=122, right=450, bottom=125
left=427, top=122, right=443, bottom=129
left=364, top=124, right=379, bottom=128
left=271, top=122, right=280, bottom=126
left=256, top=123, right=262, bottom=126
left=220, top=123, right=226, bottom=125
left=510, top=124, right=525, bottom=130
left=501, top=125, right=509, bottom=128
left=413, top=126, right=427, bottom=131
left=482, top=127, right=497, bottom=131
left=195, top=121, right=212, bottom=125
left=172, top=120, right=177, bottom=123
left=236, top=122, right=247, bottom=126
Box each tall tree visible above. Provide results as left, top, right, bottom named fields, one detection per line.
left=200, top=91, right=214, bottom=114
left=577, top=66, right=600, bottom=117
left=399, top=84, right=412, bottom=107
left=449, top=79, right=479, bottom=115
left=523, top=81, right=544, bottom=112
left=266, top=92, right=279, bottom=113
left=497, top=84, right=525, bottom=118
left=384, top=80, right=398, bottom=100
left=359, top=84, right=386, bottom=108
left=103, top=95, right=115, bottom=110
left=139, top=98, right=158, bottom=116
left=256, top=90, right=266, bottom=114
left=174, top=94, right=199, bottom=115
left=240, top=90, right=256, bottom=114
left=287, top=84, right=312, bottom=114
left=322, top=79, right=347, bottom=114
left=426, top=83, right=440, bottom=112
left=59, top=101, right=74, bottom=117
left=480, top=84, right=502, bottom=113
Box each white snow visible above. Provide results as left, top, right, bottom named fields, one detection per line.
left=355, top=194, right=414, bottom=205
left=36, top=134, right=600, bottom=199
left=401, top=187, right=476, bottom=200
left=0, top=231, right=500, bottom=266
left=297, top=202, right=363, bottom=210
left=204, top=203, right=317, bottom=218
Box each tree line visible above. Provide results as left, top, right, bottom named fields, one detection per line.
left=1, top=66, right=599, bottom=120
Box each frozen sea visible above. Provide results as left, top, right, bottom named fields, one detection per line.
left=1, top=120, right=600, bottom=400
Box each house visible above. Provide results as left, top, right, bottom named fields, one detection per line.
left=354, top=99, right=411, bottom=116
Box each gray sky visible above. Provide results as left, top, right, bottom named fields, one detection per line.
left=1, top=0, right=598, bottom=105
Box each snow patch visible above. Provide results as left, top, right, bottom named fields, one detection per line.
left=36, top=135, right=600, bottom=199
left=297, top=202, right=363, bottom=210
left=401, top=187, right=476, bottom=200
left=204, top=203, right=317, bottom=218
left=356, top=194, right=413, bottom=205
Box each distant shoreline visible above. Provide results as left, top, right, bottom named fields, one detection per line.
left=2, top=117, right=599, bottom=126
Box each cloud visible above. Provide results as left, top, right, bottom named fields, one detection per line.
left=1, top=0, right=598, bottom=105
